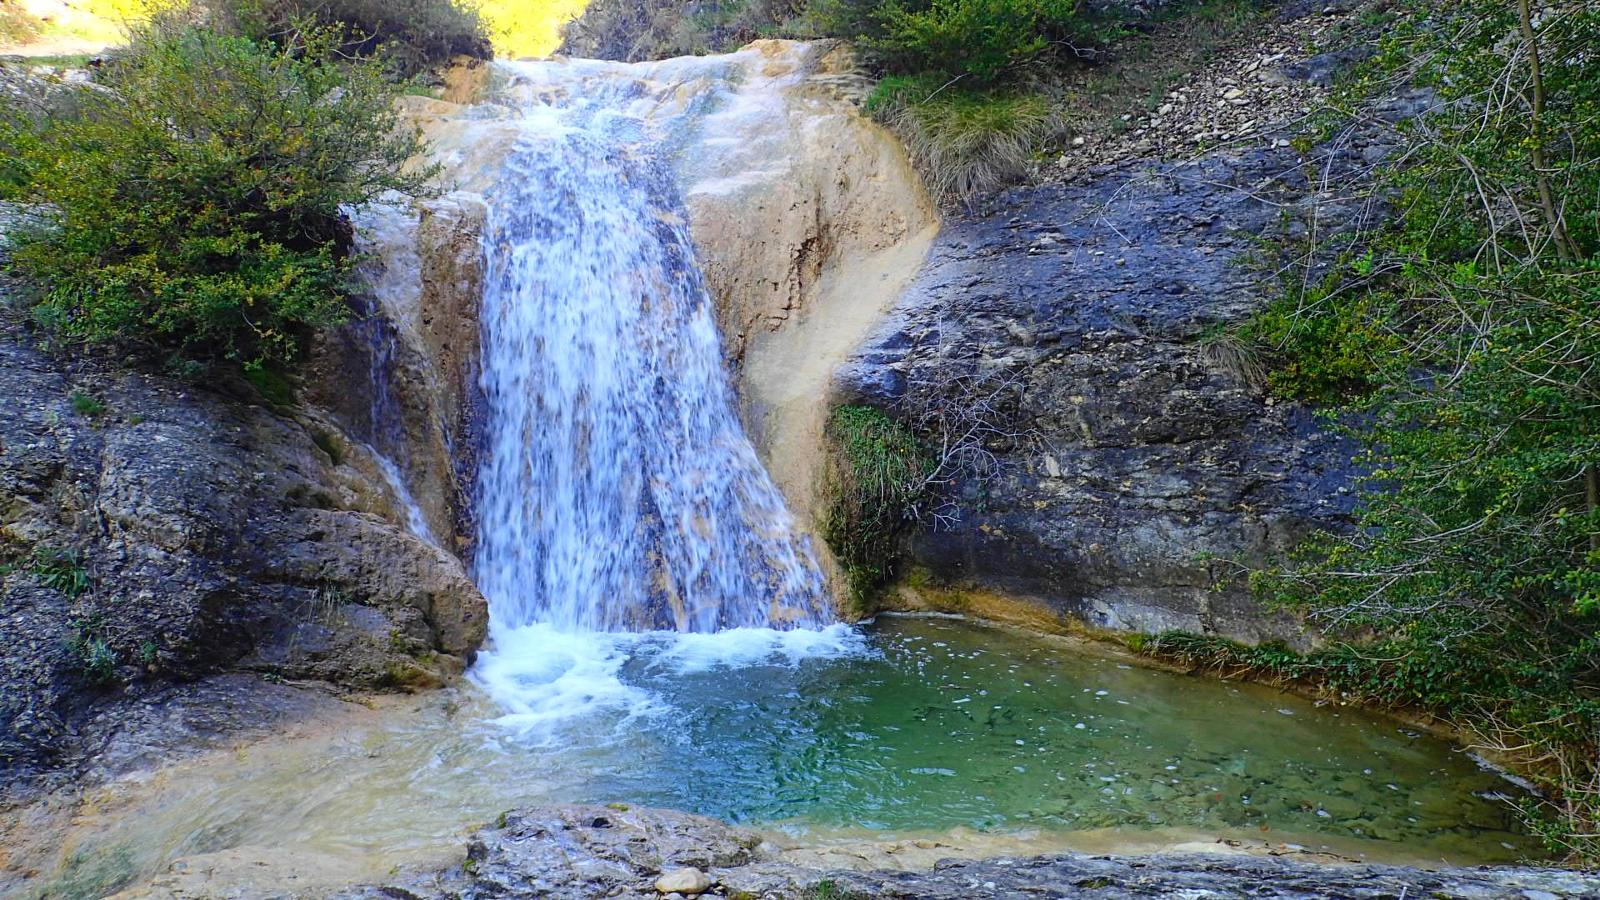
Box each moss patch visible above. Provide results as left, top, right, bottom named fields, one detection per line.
left=819, top=405, right=932, bottom=613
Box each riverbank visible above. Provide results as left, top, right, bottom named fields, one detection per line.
left=131, top=803, right=1600, bottom=900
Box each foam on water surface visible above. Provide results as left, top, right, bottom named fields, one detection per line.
left=471, top=624, right=870, bottom=743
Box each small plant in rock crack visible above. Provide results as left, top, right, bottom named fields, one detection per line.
left=69, top=390, right=106, bottom=417
left=67, top=616, right=120, bottom=688
left=821, top=341, right=1034, bottom=609
left=307, top=585, right=351, bottom=626
left=29, top=545, right=90, bottom=597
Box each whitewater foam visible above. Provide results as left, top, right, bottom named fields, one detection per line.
left=472, top=623, right=869, bottom=742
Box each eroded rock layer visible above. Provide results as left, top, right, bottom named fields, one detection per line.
left=0, top=310, right=486, bottom=793
left=837, top=96, right=1432, bottom=641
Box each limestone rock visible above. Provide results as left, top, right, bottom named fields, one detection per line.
left=304, top=191, right=489, bottom=554
left=338, top=804, right=1600, bottom=900
left=837, top=89, right=1433, bottom=644
left=0, top=310, right=487, bottom=795
left=655, top=867, right=712, bottom=895
left=373, top=42, right=939, bottom=603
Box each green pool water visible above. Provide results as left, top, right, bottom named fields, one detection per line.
left=20, top=615, right=1532, bottom=897
left=580, top=615, right=1526, bottom=854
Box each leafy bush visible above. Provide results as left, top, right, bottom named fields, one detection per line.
left=867, top=74, right=1054, bottom=200
left=820, top=404, right=933, bottom=608
left=1245, top=0, right=1600, bottom=859
left=215, top=0, right=490, bottom=75
left=0, top=20, right=434, bottom=369
left=810, top=0, right=1083, bottom=83
left=30, top=546, right=91, bottom=597
left=1230, top=267, right=1400, bottom=404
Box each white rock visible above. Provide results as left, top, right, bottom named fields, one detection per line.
left=655, top=868, right=713, bottom=895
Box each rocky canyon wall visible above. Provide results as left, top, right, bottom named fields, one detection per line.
left=834, top=41, right=1425, bottom=643
left=0, top=297, right=487, bottom=792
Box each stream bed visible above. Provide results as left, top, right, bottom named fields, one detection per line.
left=24, top=615, right=1532, bottom=896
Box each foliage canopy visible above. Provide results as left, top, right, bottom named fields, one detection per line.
left=0, top=19, right=434, bottom=369
left=217, top=0, right=490, bottom=75
left=1238, top=0, right=1600, bottom=857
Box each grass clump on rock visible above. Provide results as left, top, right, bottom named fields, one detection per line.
left=809, top=0, right=1089, bottom=202
left=820, top=404, right=933, bottom=610
left=0, top=14, right=436, bottom=371
left=866, top=73, right=1056, bottom=199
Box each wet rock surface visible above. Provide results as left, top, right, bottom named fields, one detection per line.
left=336, top=805, right=1600, bottom=900
left=0, top=303, right=487, bottom=798
left=306, top=193, right=490, bottom=553
left=838, top=74, right=1430, bottom=642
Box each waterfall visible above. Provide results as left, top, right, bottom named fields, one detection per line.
left=470, top=59, right=832, bottom=637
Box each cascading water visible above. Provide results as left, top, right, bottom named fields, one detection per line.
left=469, top=59, right=851, bottom=731
left=475, top=62, right=832, bottom=634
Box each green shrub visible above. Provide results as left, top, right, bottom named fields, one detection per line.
left=820, top=405, right=933, bottom=608
left=1230, top=268, right=1400, bottom=404
left=0, top=20, right=434, bottom=369
left=868, top=75, right=1055, bottom=200
left=878, top=0, right=1080, bottom=81
left=214, top=0, right=490, bottom=76
left=1244, top=0, right=1600, bottom=860
left=68, top=389, right=106, bottom=417
left=810, top=0, right=1083, bottom=83
left=30, top=546, right=91, bottom=598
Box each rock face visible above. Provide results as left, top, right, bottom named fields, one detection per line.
left=675, top=42, right=936, bottom=527
left=335, top=804, right=1600, bottom=900
left=306, top=192, right=490, bottom=553
left=835, top=100, right=1433, bottom=641
left=0, top=311, right=487, bottom=794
